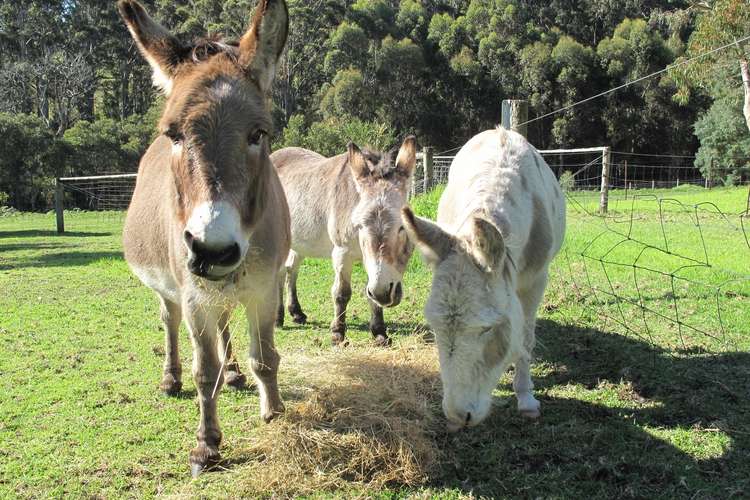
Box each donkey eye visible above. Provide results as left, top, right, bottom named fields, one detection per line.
left=248, top=129, right=267, bottom=146
left=164, top=127, right=184, bottom=144
left=480, top=327, right=494, bottom=338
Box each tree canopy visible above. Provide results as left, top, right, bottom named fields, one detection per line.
left=0, top=0, right=747, bottom=210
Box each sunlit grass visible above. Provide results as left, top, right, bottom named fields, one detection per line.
left=1, top=186, right=748, bottom=498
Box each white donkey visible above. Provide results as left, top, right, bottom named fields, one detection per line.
left=402, top=128, right=566, bottom=432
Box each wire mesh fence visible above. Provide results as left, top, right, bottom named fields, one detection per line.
left=55, top=174, right=136, bottom=234
left=413, top=149, right=750, bottom=352
left=8, top=153, right=747, bottom=353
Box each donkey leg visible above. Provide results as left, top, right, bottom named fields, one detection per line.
left=246, top=288, right=285, bottom=422
left=275, top=265, right=286, bottom=328
left=367, top=297, right=391, bottom=347
left=158, top=296, right=183, bottom=395
left=286, top=250, right=307, bottom=324
left=513, top=272, right=548, bottom=420
left=184, top=302, right=224, bottom=476
left=330, top=246, right=353, bottom=345
left=218, top=311, right=247, bottom=390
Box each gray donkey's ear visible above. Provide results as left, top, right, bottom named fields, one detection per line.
left=401, top=207, right=454, bottom=266
left=347, top=142, right=370, bottom=182
left=395, top=136, right=417, bottom=178
left=117, top=0, right=186, bottom=95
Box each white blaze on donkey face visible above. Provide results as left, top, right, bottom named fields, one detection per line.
left=183, top=200, right=250, bottom=280
left=403, top=127, right=566, bottom=432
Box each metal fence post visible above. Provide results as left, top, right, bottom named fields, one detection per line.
left=501, top=99, right=529, bottom=138
left=55, top=178, right=65, bottom=234
left=423, top=146, right=434, bottom=193
left=599, top=147, right=611, bottom=215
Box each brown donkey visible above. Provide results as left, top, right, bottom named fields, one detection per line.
left=271, top=139, right=416, bottom=346
left=119, top=0, right=290, bottom=476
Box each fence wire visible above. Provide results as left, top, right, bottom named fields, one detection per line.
left=556, top=191, right=750, bottom=353
left=58, top=176, right=137, bottom=233
left=54, top=161, right=750, bottom=352
left=414, top=151, right=750, bottom=353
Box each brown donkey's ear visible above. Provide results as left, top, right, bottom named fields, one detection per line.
left=117, top=0, right=186, bottom=95
left=395, top=136, right=417, bottom=178
left=401, top=207, right=454, bottom=266
left=469, top=216, right=505, bottom=274
left=347, top=142, right=370, bottom=182
left=238, top=0, right=289, bottom=95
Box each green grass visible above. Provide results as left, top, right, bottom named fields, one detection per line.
left=1, top=186, right=749, bottom=498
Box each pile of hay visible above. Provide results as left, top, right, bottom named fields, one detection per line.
left=213, top=337, right=444, bottom=495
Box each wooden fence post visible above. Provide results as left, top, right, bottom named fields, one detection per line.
left=501, top=100, right=529, bottom=138
left=411, top=153, right=422, bottom=199
left=599, top=147, right=611, bottom=215
left=423, top=146, right=434, bottom=193
left=55, top=178, right=65, bottom=234
left=624, top=160, right=628, bottom=199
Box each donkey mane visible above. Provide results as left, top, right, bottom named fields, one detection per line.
left=358, top=147, right=408, bottom=180
left=190, top=36, right=239, bottom=63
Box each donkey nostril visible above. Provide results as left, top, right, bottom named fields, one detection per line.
left=183, top=230, right=195, bottom=249
left=388, top=282, right=394, bottom=294
left=216, top=243, right=241, bottom=267
left=465, top=412, right=472, bottom=424
left=366, top=288, right=375, bottom=300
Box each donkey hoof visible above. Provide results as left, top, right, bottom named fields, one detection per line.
left=292, top=312, right=307, bottom=325
left=159, top=377, right=182, bottom=396
left=189, top=445, right=220, bottom=478
left=261, top=402, right=285, bottom=423
left=331, top=331, right=346, bottom=346
left=373, top=335, right=392, bottom=347
left=225, top=371, right=247, bottom=390
left=518, top=396, right=541, bottom=419
left=520, top=408, right=541, bottom=419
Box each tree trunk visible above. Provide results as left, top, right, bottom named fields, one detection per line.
left=741, top=58, right=750, bottom=133
left=120, top=64, right=131, bottom=119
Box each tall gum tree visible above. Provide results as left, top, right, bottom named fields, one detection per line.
left=672, top=0, right=750, bottom=132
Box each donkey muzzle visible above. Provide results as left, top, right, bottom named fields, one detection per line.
left=185, top=231, right=242, bottom=280
left=366, top=281, right=403, bottom=308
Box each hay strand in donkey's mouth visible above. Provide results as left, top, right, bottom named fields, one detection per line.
left=187, top=336, right=444, bottom=495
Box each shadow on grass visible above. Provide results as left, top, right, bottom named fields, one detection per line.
left=425, top=319, right=750, bottom=498
left=0, top=230, right=112, bottom=239
left=0, top=250, right=123, bottom=270
left=0, top=242, right=72, bottom=253
left=243, top=319, right=748, bottom=498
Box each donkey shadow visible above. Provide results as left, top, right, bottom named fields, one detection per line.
left=279, top=319, right=748, bottom=498
left=425, top=320, right=750, bottom=498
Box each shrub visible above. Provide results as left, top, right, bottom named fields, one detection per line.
left=559, top=170, right=575, bottom=192
left=276, top=116, right=396, bottom=157
left=723, top=172, right=738, bottom=187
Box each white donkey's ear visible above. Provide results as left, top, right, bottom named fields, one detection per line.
left=395, top=135, right=417, bottom=178
left=238, top=0, right=289, bottom=95
left=117, top=0, right=186, bottom=95
left=401, top=207, right=454, bottom=265
left=468, top=216, right=505, bottom=274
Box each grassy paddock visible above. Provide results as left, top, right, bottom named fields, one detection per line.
left=1, top=186, right=749, bottom=498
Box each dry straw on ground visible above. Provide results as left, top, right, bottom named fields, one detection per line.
left=188, top=336, right=444, bottom=496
